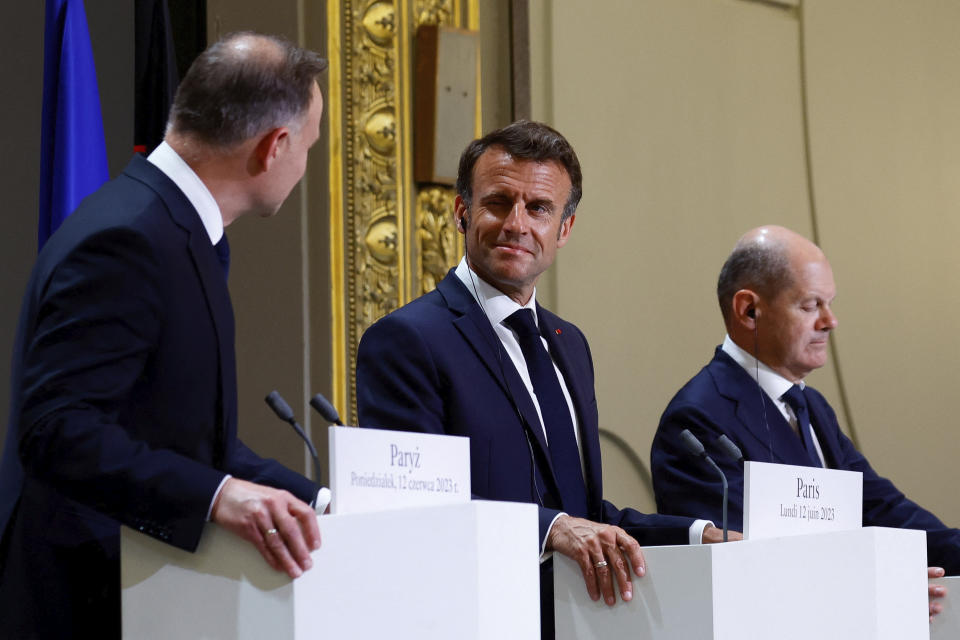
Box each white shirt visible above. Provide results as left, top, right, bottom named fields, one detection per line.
left=455, top=258, right=710, bottom=546
left=721, top=335, right=827, bottom=466
left=144, top=143, right=331, bottom=516
left=147, top=141, right=224, bottom=244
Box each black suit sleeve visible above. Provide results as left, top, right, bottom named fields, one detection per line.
left=18, top=228, right=225, bottom=550
left=651, top=403, right=746, bottom=532
left=225, top=439, right=318, bottom=505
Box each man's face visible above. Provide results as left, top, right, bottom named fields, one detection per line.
left=259, top=82, right=324, bottom=216
left=757, top=254, right=838, bottom=381
left=456, top=147, right=575, bottom=304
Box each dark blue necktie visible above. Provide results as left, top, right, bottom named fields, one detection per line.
left=214, top=235, right=230, bottom=281
left=780, top=385, right=822, bottom=467
left=504, top=309, right=588, bottom=517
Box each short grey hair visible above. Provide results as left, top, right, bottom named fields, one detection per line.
left=168, top=32, right=327, bottom=148
left=716, top=240, right=793, bottom=321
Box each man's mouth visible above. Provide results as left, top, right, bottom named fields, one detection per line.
left=495, top=244, right=531, bottom=256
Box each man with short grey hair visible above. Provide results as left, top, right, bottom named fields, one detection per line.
left=0, top=32, right=327, bottom=638
left=652, top=224, right=960, bottom=620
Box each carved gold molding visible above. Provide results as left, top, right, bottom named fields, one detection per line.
left=329, top=0, right=477, bottom=423
left=415, top=186, right=459, bottom=295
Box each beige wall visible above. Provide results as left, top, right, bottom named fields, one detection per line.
left=531, top=0, right=960, bottom=525
left=803, top=0, right=960, bottom=523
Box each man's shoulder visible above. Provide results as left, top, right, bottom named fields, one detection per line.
left=384, top=286, right=450, bottom=323
left=55, top=159, right=180, bottom=240
left=361, top=286, right=455, bottom=348
left=31, top=166, right=193, bottom=293
left=660, top=350, right=735, bottom=418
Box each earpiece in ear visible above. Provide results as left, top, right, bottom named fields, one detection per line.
left=459, top=214, right=470, bottom=232
left=747, top=308, right=756, bottom=319
left=458, top=217, right=465, bottom=231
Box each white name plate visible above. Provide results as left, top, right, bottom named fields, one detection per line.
left=744, top=461, right=862, bottom=540
left=329, top=426, right=471, bottom=515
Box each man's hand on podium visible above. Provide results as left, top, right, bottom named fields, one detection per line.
left=929, top=566, right=947, bottom=621
left=211, top=478, right=322, bottom=579
left=546, top=515, right=644, bottom=607
left=701, top=523, right=743, bottom=543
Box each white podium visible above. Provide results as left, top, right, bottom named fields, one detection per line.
left=931, top=576, right=960, bottom=640
left=554, top=527, right=930, bottom=640
left=122, top=501, right=538, bottom=639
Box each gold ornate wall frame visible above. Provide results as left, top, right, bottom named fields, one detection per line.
left=328, top=0, right=480, bottom=423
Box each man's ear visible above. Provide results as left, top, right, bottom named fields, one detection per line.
left=253, top=126, right=289, bottom=172
left=731, top=289, right=761, bottom=330
left=556, top=213, right=576, bottom=246
left=454, top=195, right=468, bottom=234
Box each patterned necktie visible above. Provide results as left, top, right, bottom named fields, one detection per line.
left=504, top=308, right=588, bottom=517
left=780, top=385, right=822, bottom=467
left=214, top=235, right=230, bottom=281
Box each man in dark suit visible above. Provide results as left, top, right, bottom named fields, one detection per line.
left=357, top=121, right=728, bottom=636
left=651, top=224, right=960, bottom=618
left=0, top=33, right=327, bottom=638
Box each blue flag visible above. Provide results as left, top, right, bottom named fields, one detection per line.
left=38, top=0, right=109, bottom=251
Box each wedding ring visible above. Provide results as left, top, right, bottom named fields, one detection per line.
left=594, top=560, right=608, bottom=569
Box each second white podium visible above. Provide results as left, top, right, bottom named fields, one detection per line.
left=554, top=527, right=929, bottom=640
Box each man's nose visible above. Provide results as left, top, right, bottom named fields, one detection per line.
left=502, top=202, right=528, bottom=233
left=819, top=306, right=838, bottom=331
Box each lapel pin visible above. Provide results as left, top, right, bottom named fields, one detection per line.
left=555, top=328, right=562, bottom=335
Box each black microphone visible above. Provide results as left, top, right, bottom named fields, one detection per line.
left=680, top=428, right=730, bottom=542
left=716, top=434, right=745, bottom=464
left=309, top=392, right=344, bottom=426
left=265, top=390, right=322, bottom=482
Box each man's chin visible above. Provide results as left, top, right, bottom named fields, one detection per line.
left=258, top=206, right=282, bottom=218
left=803, top=354, right=829, bottom=373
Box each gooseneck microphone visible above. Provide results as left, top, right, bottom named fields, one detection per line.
left=265, top=390, right=322, bottom=482
left=309, top=392, right=344, bottom=426
left=680, top=428, right=730, bottom=542
left=716, top=434, right=744, bottom=464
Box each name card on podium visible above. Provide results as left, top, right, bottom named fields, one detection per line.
left=744, top=461, right=862, bottom=540
left=329, top=426, right=470, bottom=514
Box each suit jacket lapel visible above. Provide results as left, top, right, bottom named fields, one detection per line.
left=125, top=156, right=235, bottom=461
left=709, top=348, right=809, bottom=466
left=436, top=272, right=554, bottom=469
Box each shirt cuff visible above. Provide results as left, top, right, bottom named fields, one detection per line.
left=540, top=511, right=567, bottom=560
left=206, top=474, right=232, bottom=521
left=689, top=519, right=714, bottom=545
left=315, top=487, right=332, bottom=515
